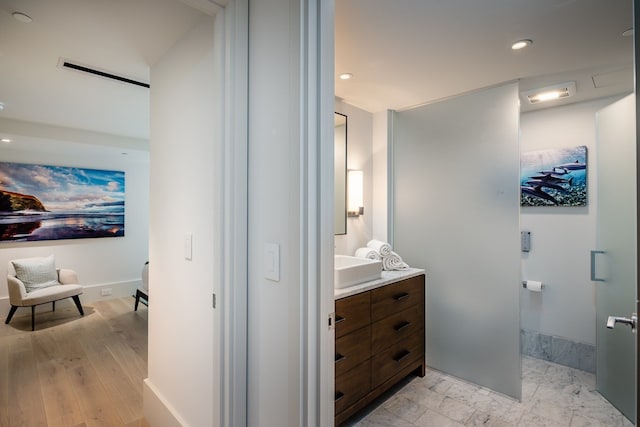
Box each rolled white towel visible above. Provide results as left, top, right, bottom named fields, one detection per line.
left=354, top=247, right=381, bottom=260
left=382, top=251, right=409, bottom=271
left=367, top=239, right=392, bottom=257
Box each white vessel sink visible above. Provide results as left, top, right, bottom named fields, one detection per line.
left=334, top=255, right=382, bottom=289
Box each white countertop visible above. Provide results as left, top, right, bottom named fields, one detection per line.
left=334, top=268, right=426, bottom=300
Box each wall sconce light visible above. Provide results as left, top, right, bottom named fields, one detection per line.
left=347, top=169, right=364, bottom=217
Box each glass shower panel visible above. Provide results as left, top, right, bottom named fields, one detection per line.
left=595, top=94, right=636, bottom=421
left=392, top=83, right=521, bottom=399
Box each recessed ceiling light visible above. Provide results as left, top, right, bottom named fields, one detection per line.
left=623, top=28, right=634, bottom=37
left=12, top=12, right=33, bottom=23
left=521, top=81, right=576, bottom=104
left=339, top=73, right=353, bottom=80
left=511, top=39, right=532, bottom=50
left=531, top=91, right=562, bottom=102
left=1, top=138, right=12, bottom=143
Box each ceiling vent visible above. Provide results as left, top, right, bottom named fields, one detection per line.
left=58, top=58, right=150, bottom=88
left=592, top=68, right=632, bottom=88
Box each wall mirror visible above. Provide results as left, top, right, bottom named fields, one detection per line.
left=335, top=112, right=347, bottom=235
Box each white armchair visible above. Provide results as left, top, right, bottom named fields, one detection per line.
left=5, top=256, right=84, bottom=331
left=134, top=261, right=149, bottom=311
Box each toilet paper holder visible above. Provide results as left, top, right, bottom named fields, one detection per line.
left=522, top=281, right=545, bottom=290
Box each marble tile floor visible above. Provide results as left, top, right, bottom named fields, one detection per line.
left=346, top=356, right=633, bottom=427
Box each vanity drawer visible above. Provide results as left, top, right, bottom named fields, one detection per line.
left=336, top=325, right=371, bottom=377
left=335, top=291, right=371, bottom=338
left=371, top=332, right=424, bottom=388
left=372, top=304, right=424, bottom=351
left=371, top=275, right=424, bottom=322
left=335, top=359, right=371, bottom=415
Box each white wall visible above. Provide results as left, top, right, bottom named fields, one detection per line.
left=334, top=100, right=373, bottom=255
left=0, top=129, right=149, bottom=313
left=247, top=0, right=334, bottom=423
left=247, top=1, right=304, bottom=424
left=520, top=96, right=623, bottom=345
left=372, top=110, right=390, bottom=243
left=145, top=15, right=219, bottom=427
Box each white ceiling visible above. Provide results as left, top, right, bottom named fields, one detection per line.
left=0, top=0, right=207, bottom=143
left=335, top=0, right=634, bottom=113
left=0, top=0, right=634, bottom=150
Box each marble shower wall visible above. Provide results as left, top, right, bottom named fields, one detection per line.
left=521, top=329, right=596, bottom=373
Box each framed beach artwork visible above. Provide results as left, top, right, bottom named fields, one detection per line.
left=0, top=162, right=125, bottom=242
left=520, top=146, right=587, bottom=207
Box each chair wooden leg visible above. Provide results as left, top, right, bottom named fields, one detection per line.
left=72, top=295, right=84, bottom=316
left=5, top=305, right=18, bottom=325
left=31, top=306, right=35, bottom=331
left=134, top=289, right=148, bottom=311
left=52, top=300, right=56, bottom=312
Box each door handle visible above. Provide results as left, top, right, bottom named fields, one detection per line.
left=590, top=250, right=606, bottom=282
left=607, top=313, right=637, bottom=333
left=394, top=292, right=410, bottom=302
left=393, top=350, right=411, bottom=363
left=394, top=321, right=411, bottom=332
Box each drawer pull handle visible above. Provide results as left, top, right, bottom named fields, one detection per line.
left=335, top=353, right=346, bottom=363
left=394, top=293, right=410, bottom=301
left=395, top=321, right=411, bottom=332
left=394, top=350, right=411, bottom=363
left=335, top=391, right=345, bottom=402
left=335, top=315, right=346, bottom=324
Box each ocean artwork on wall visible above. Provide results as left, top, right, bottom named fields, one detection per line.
left=0, top=162, right=125, bottom=242
left=521, top=146, right=587, bottom=207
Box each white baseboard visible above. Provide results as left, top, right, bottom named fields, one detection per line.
left=81, top=280, right=140, bottom=303
left=0, top=279, right=140, bottom=318
left=143, top=379, right=187, bottom=427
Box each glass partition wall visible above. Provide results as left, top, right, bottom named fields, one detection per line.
left=392, top=83, right=522, bottom=399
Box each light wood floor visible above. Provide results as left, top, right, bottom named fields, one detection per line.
left=0, top=297, right=149, bottom=427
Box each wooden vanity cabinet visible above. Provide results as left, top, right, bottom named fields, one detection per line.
left=334, top=274, right=425, bottom=426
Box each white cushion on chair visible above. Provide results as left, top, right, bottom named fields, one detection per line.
left=11, top=255, right=59, bottom=293
left=6, top=257, right=85, bottom=330
left=141, top=262, right=149, bottom=293
left=20, top=283, right=83, bottom=306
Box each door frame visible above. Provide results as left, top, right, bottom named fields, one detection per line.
left=299, top=1, right=335, bottom=424
left=173, top=3, right=250, bottom=424
left=634, top=0, right=640, bottom=424
left=208, top=0, right=249, bottom=425
left=220, top=0, right=334, bottom=424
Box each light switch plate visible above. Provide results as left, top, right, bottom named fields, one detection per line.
left=264, top=243, right=280, bottom=281
left=184, top=232, right=193, bottom=260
